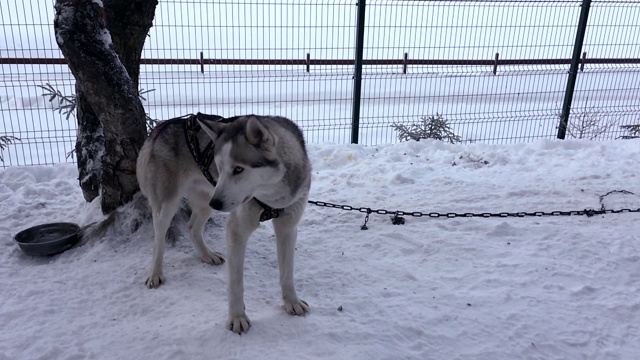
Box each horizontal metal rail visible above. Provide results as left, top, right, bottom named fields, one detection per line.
left=2, top=57, right=639, bottom=66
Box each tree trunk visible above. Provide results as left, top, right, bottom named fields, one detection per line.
left=54, top=0, right=157, bottom=213
left=75, top=86, right=103, bottom=203
left=103, top=0, right=158, bottom=86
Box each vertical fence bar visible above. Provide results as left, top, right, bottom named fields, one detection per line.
left=200, top=51, right=204, bottom=74
left=493, top=53, right=499, bottom=75
left=403, top=52, right=408, bottom=74
left=351, top=0, right=366, bottom=144
left=580, top=51, right=587, bottom=72
left=557, top=0, right=592, bottom=139
left=306, top=52, right=310, bottom=73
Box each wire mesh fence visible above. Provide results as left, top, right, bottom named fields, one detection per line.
left=0, top=0, right=639, bottom=167
left=144, top=0, right=358, bottom=145
left=0, top=0, right=74, bottom=166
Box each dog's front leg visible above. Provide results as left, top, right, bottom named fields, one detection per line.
left=272, top=202, right=309, bottom=316
left=225, top=204, right=260, bottom=334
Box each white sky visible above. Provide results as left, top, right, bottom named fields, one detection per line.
left=0, top=0, right=638, bottom=60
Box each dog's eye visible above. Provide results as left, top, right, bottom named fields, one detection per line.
left=232, top=166, right=244, bottom=175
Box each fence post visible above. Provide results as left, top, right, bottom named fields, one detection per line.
left=493, top=53, right=499, bottom=75
left=403, top=52, right=408, bottom=74
left=200, top=51, right=204, bottom=74
left=580, top=51, right=587, bottom=72
left=306, top=53, right=311, bottom=73
left=557, top=0, right=592, bottom=139
left=351, top=0, right=366, bottom=144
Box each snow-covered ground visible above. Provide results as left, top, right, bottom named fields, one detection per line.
left=2, top=62, right=639, bottom=167
left=1, top=138, right=639, bottom=359
left=1, top=1, right=640, bottom=358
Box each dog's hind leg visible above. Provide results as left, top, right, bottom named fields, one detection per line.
left=186, top=188, right=225, bottom=265
left=145, top=197, right=181, bottom=288
left=272, top=198, right=309, bottom=316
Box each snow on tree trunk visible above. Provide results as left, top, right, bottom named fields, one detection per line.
left=75, top=87, right=103, bottom=203
left=54, top=0, right=157, bottom=213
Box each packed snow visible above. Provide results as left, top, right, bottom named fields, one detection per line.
left=1, top=137, right=639, bottom=359
left=2, top=1, right=640, bottom=358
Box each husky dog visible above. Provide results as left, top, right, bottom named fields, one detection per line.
left=136, top=113, right=311, bottom=333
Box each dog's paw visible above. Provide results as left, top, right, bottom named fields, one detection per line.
left=145, top=274, right=165, bottom=288
left=227, top=314, right=251, bottom=334
left=201, top=250, right=225, bottom=266
left=284, top=299, right=309, bottom=316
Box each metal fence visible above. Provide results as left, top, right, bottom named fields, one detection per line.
left=1, top=0, right=639, bottom=167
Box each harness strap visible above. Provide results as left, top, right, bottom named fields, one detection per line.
left=151, top=114, right=191, bottom=140
left=183, top=113, right=283, bottom=222
left=184, top=114, right=217, bottom=186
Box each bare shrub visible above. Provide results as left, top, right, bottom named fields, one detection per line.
left=392, top=114, right=462, bottom=144
left=565, top=101, right=619, bottom=140
left=619, top=124, right=640, bottom=140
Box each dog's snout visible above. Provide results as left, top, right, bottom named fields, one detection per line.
left=209, top=198, right=223, bottom=210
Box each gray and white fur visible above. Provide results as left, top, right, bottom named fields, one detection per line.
left=136, top=114, right=311, bottom=333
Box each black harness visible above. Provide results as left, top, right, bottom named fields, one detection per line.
left=179, top=113, right=282, bottom=222
left=183, top=113, right=219, bottom=186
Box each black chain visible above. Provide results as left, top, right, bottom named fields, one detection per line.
left=599, top=190, right=635, bottom=211
left=307, top=189, right=640, bottom=230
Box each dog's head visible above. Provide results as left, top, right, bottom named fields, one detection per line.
left=198, top=116, right=283, bottom=212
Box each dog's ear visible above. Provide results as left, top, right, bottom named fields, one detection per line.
left=245, top=116, right=276, bottom=152
left=197, top=118, right=227, bottom=141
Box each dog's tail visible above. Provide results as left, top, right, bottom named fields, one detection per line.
left=78, top=192, right=188, bottom=245
left=78, top=211, right=118, bottom=244
left=77, top=192, right=150, bottom=245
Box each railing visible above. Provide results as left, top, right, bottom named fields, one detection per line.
left=3, top=55, right=640, bottom=70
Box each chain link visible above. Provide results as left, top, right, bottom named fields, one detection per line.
left=307, top=199, right=640, bottom=229
left=308, top=200, right=640, bottom=218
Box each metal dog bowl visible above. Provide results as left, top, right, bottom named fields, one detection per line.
left=14, top=222, right=81, bottom=256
